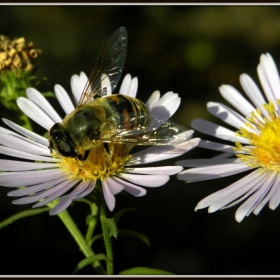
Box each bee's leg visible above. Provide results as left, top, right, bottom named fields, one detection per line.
left=83, top=149, right=90, bottom=161
left=103, top=142, right=110, bottom=154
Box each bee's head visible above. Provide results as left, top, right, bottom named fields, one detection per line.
left=49, top=122, right=81, bottom=159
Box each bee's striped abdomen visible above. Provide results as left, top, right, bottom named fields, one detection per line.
left=105, top=94, right=151, bottom=130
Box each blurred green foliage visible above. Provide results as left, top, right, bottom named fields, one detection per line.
left=0, top=5, right=280, bottom=275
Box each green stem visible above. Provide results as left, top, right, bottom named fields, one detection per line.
left=99, top=196, right=114, bottom=275
left=0, top=207, right=49, bottom=229
left=86, top=203, right=98, bottom=243
left=48, top=200, right=105, bottom=275
left=78, top=198, right=99, bottom=243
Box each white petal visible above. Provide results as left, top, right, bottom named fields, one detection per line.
left=0, top=146, right=57, bottom=163
left=0, top=130, right=50, bottom=156
left=150, top=92, right=181, bottom=125
left=209, top=171, right=268, bottom=212
left=235, top=171, right=276, bottom=222
left=178, top=162, right=251, bottom=182
left=172, top=130, right=195, bottom=143
left=71, top=72, right=87, bottom=105
left=105, top=176, right=124, bottom=195
left=73, top=181, right=96, bottom=201
left=26, top=88, right=62, bottom=123
left=79, top=72, right=88, bottom=89
left=268, top=177, right=280, bottom=211
left=60, top=180, right=91, bottom=201
left=119, top=74, right=138, bottom=97
left=101, top=74, right=112, bottom=96
left=207, top=102, right=252, bottom=131
left=176, top=158, right=239, bottom=167
left=0, top=169, right=64, bottom=187
left=212, top=153, right=234, bottom=159
left=102, top=180, right=115, bottom=211
left=0, top=125, right=48, bottom=152
left=0, top=160, right=56, bottom=171
left=123, top=166, right=183, bottom=175
left=239, top=74, right=269, bottom=119
left=119, top=74, right=131, bottom=95
left=219, top=85, right=256, bottom=118
left=70, top=75, right=80, bottom=105
left=253, top=172, right=280, bottom=215
left=32, top=178, right=80, bottom=207
left=54, top=84, right=75, bottom=114
left=152, top=91, right=178, bottom=108
left=8, top=175, right=68, bottom=197
left=49, top=200, right=72, bottom=216
left=118, top=173, right=169, bottom=187
left=195, top=169, right=261, bottom=210
left=145, top=90, right=160, bottom=110
left=110, top=176, right=146, bottom=197
left=2, top=118, right=49, bottom=147
left=126, top=138, right=200, bottom=166
left=257, top=53, right=280, bottom=108
left=191, top=119, right=249, bottom=144
left=0, top=126, right=48, bottom=150
left=17, top=97, right=54, bottom=130
left=13, top=178, right=77, bottom=205
left=197, top=140, right=236, bottom=154
left=126, top=76, right=138, bottom=97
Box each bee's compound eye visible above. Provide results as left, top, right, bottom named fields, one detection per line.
left=50, top=123, right=65, bottom=141
left=57, top=140, right=78, bottom=158
left=58, top=140, right=72, bottom=154
left=49, top=122, right=78, bottom=158
left=53, top=130, right=64, bottom=141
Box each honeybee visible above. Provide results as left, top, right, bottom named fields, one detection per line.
left=49, top=26, right=189, bottom=162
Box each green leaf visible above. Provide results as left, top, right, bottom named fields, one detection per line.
left=113, top=207, right=137, bottom=225
left=0, top=207, right=49, bottom=230
left=118, top=230, right=151, bottom=246
left=73, top=254, right=107, bottom=274
left=103, top=217, right=118, bottom=239
left=119, top=267, right=175, bottom=275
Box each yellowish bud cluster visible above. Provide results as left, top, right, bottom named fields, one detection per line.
left=0, top=35, right=42, bottom=73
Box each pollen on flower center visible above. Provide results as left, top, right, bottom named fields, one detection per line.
left=234, top=100, right=280, bottom=171
left=55, top=142, right=133, bottom=181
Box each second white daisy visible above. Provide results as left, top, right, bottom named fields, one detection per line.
left=177, top=53, right=280, bottom=222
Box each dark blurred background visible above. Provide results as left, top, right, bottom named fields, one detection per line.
left=0, top=5, right=280, bottom=275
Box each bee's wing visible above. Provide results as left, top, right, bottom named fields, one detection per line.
left=100, top=119, right=192, bottom=146
left=78, top=26, right=127, bottom=106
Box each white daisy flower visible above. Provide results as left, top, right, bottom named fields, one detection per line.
left=177, top=53, right=280, bottom=223
left=0, top=72, right=199, bottom=215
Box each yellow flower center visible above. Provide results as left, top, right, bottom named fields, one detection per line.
left=234, top=100, right=280, bottom=171
left=54, top=142, right=133, bottom=182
